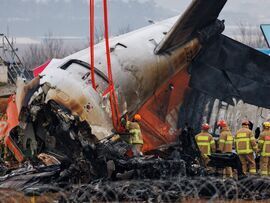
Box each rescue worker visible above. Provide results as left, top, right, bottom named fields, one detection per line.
left=258, top=122, right=270, bottom=176
left=195, top=123, right=216, bottom=166
left=126, top=114, right=144, bottom=156
left=217, top=119, right=233, bottom=177
left=235, top=120, right=257, bottom=175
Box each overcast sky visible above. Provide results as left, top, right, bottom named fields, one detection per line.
left=155, top=0, right=270, bottom=25
left=0, top=0, right=270, bottom=42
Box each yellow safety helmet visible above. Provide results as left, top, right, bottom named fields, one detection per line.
left=263, top=122, right=270, bottom=128
left=134, top=114, right=142, bottom=121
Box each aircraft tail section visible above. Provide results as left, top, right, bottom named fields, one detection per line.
left=155, top=0, right=227, bottom=54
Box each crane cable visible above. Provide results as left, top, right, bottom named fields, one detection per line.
left=90, top=0, right=121, bottom=131
left=102, top=0, right=121, bottom=131
left=89, top=0, right=96, bottom=90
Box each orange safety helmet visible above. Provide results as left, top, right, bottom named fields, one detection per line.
left=134, top=114, right=142, bottom=121
left=241, top=119, right=249, bottom=126
left=217, top=120, right=227, bottom=128
left=201, top=123, right=210, bottom=131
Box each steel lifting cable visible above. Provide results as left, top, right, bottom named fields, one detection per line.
left=89, top=0, right=96, bottom=90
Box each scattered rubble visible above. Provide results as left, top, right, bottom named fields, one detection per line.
left=1, top=90, right=269, bottom=202
left=1, top=0, right=270, bottom=201
left=0, top=131, right=270, bottom=202
left=2, top=77, right=270, bottom=202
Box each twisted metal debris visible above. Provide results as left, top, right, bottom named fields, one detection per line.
left=1, top=128, right=270, bottom=202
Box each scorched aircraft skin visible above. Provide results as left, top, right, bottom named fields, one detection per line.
left=37, top=23, right=201, bottom=151
left=4, top=0, right=270, bottom=161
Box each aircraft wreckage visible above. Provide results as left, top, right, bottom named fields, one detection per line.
left=2, top=0, right=270, bottom=202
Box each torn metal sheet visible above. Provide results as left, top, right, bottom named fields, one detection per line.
left=15, top=77, right=40, bottom=115
left=0, top=164, right=60, bottom=191
left=190, top=35, right=270, bottom=109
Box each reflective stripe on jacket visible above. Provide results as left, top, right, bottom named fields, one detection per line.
left=126, top=121, right=144, bottom=145
left=218, top=127, right=233, bottom=153
left=195, top=131, right=216, bottom=156
left=258, top=129, right=270, bottom=156
left=235, top=127, right=257, bottom=154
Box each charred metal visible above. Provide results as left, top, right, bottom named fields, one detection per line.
left=1, top=0, right=270, bottom=202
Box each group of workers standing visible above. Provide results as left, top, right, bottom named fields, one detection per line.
left=124, top=113, right=270, bottom=176
left=195, top=119, right=270, bottom=176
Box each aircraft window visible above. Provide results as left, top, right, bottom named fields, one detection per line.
left=81, top=72, right=108, bottom=93
left=66, top=63, right=89, bottom=81
left=61, top=60, right=109, bottom=93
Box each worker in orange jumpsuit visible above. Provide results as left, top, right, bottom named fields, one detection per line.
left=217, top=120, right=233, bottom=177
left=195, top=123, right=216, bottom=166
left=126, top=114, right=144, bottom=156
left=258, top=122, right=270, bottom=176
left=235, top=120, right=257, bottom=175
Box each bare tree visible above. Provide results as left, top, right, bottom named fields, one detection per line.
left=95, top=25, right=104, bottom=43
left=117, top=24, right=131, bottom=36
left=43, top=32, right=66, bottom=59
left=234, top=23, right=267, bottom=48
left=22, top=25, right=132, bottom=70
left=86, top=24, right=132, bottom=48
left=22, top=32, right=69, bottom=70
left=83, top=25, right=104, bottom=49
